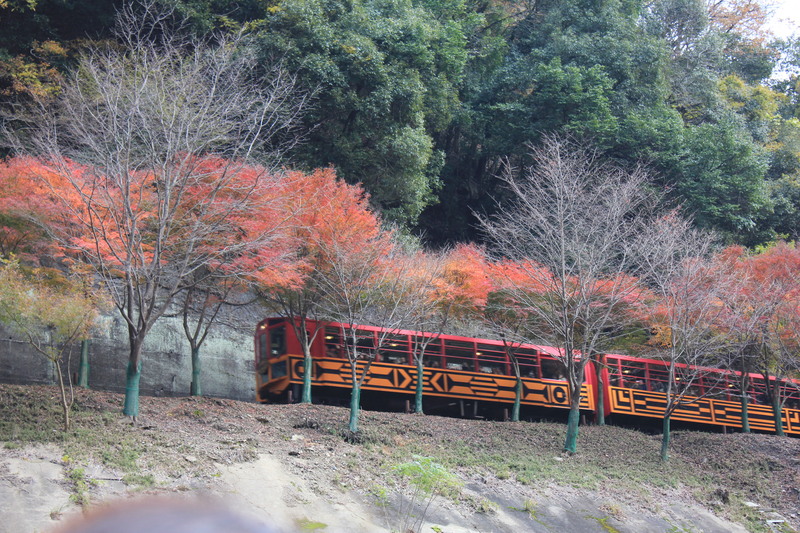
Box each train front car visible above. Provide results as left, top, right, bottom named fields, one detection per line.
left=255, top=318, right=295, bottom=402
left=254, top=317, right=597, bottom=421
left=601, top=354, right=800, bottom=436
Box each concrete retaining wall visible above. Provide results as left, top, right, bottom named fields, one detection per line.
left=0, top=313, right=257, bottom=402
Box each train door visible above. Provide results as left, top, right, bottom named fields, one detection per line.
left=255, top=319, right=290, bottom=401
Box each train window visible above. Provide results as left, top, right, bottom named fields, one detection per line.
left=646, top=365, right=668, bottom=392
left=423, top=353, right=443, bottom=368
left=258, top=332, right=268, bottom=362
left=541, top=358, right=566, bottom=380
left=748, top=378, right=768, bottom=405
left=784, top=385, right=800, bottom=409
left=324, top=328, right=343, bottom=358
left=444, top=339, right=475, bottom=370
left=701, top=373, right=729, bottom=399
left=477, top=343, right=508, bottom=374
left=269, top=327, right=286, bottom=358
left=618, top=361, right=646, bottom=389
left=355, top=329, right=375, bottom=359
left=444, top=339, right=474, bottom=357
left=383, top=334, right=410, bottom=364
left=478, top=363, right=507, bottom=374
left=684, top=383, right=703, bottom=397
left=515, top=352, right=539, bottom=378
left=420, top=339, right=442, bottom=368
left=421, top=338, right=441, bottom=354
left=444, top=356, right=474, bottom=371
left=477, top=343, right=506, bottom=360
left=606, top=357, right=622, bottom=386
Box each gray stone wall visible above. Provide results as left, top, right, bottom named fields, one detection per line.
left=0, top=313, right=258, bottom=402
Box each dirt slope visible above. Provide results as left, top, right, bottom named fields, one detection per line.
left=0, top=385, right=798, bottom=532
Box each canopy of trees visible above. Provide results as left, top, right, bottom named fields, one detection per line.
left=1, top=0, right=798, bottom=245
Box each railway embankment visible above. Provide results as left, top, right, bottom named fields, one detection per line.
left=0, top=384, right=797, bottom=533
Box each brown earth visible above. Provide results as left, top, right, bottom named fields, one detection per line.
left=0, top=384, right=798, bottom=532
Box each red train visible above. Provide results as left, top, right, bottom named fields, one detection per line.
left=255, top=317, right=800, bottom=436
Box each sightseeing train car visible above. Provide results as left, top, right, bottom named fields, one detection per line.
left=255, top=317, right=595, bottom=418
left=255, top=317, right=800, bottom=435
left=601, top=353, right=800, bottom=436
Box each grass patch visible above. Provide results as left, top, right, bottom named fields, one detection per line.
left=65, top=462, right=92, bottom=507
left=101, top=441, right=141, bottom=471
left=122, top=473, right=155, bottom=488
left=296, top=518, right=327, bottom=530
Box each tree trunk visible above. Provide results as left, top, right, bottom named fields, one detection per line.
left=660, top=415, right=671, bottom=462
left=77, top=339, right=90, bottom=389
left=595, top=359, right=605, bottom=426
left=563, top=369, right=583, bottom=453
left=349, top=381, right=361, bottom=433
left=740, top=394, right=750, bottom=433
left=123, top=358, right=142, bottom=418
left=772, top=392, right=785, bottom=437
left=563, top=405, right=580, bottom=453
left=55, top=360, right=71, bottom=431
left=190, top=345, right=202, bottom=397
left=414, top=358, right=424, bottom=414
left=512, top=378, right=521, bottom=422
left=301, top=342, right=312, bottom=404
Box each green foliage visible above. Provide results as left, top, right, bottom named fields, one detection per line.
left=295, top=518, right=328, bottom=531
left=0, top=0, right=796, bottom=244
left=121, top=473, right=155, bottom=488
left=65, top=463, right=91, bottom=507
left=0, top=258, right=101, bottom=359
left=0, top=258, right=103, bottom=430
left=255, top=0, right=469, bottom=224
left=391, top=455, right=461, bottom=533
left=672, top=115, right=770, bottom=242
left=101, top=441, right=141, bottom=471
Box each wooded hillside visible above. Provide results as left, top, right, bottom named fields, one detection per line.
left=1, top=0, right=799, bottom=245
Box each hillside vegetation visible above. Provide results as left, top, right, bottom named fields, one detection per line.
left=1, top=384, right=798, bottom=532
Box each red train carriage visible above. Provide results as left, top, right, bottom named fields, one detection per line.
left=255, top=317, right=800, bottom=435
left=601, top=354, right=800, bottom=436
left=255, top=317, right=596, bottom=417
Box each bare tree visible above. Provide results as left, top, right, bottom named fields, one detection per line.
left=713, top=247, right=764, bottom=434
left=638, top=215, right=739, bottom=460
left=479, top=134, right=658, bottom=453
left=481, top=273, right=542, bottom=423
left=2, top=1, right=309, bottom=419
left=316, top=234, right=426, bottom=434
left=391, top=247, right=448, bottom=415
left=177, top=269, right=265, bottom=398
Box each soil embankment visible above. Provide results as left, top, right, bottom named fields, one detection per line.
left=0, top=385, right=797, bottom=532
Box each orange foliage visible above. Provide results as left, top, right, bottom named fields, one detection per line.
left=439, top=244, right=493, bottom=311
left=735, top=243, right=800, bottom=349
left=267, top=167, right=386, bottom=288
left=0, top=157, right=78, bottom=262
left=707, top=0, right=769, bottom=41
left=0, top=155, right=302, bottom=286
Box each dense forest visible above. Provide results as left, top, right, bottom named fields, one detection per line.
left=1, top=0, right=798, bottom=245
